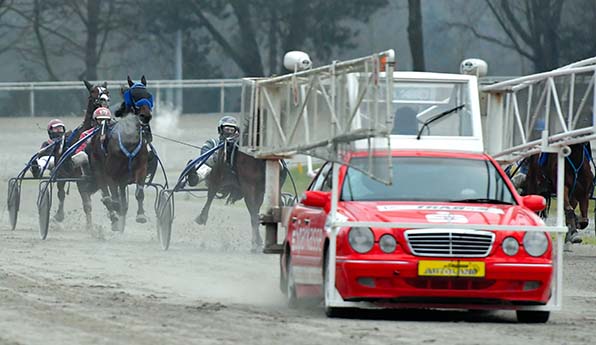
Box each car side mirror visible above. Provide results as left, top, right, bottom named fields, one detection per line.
left=522, top=195, right=546, bottom=212
left=301, top=190, right=331, bottom=209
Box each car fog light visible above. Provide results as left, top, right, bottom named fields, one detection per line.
left=357, top=277, right=376, bottom=288
left=523, top=281, right=542, bottom=291
left=379, top=234, right=397, bottom=253
left=523, top=232, right=549, bottom=257
left=348, top=227, right=374, bottom=253
left=502, top=237, right=519, bottom=256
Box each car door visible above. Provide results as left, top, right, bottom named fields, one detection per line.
left=290, top=162, right=333, bottom=286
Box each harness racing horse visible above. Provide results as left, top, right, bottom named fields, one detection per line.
left=52, top=81, right=110, bottom=227
left=89, top=76, right=153, bottom=232
left=524, top=143, right=594, bottom=243
left=195, top=140, right=286, bottom=252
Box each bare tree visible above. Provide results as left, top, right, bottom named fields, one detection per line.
left=0, top=0, right=30, bottom=57
left=452, top=0, right=565, bottom=72
left=407, top=0, right=425, bottom=71
left=6, top=0, right=131, bottom=80
left=165, top=0, right=388, bottom=77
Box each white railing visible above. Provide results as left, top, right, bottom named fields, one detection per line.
left=0, top=79, right=243, bottom=117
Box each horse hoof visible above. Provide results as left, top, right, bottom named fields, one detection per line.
left=578, top=220, right=589, bottom=230
left=54, top=212, right=64, bottom=222
left=109, top=213, right=119, bottom=224
left=136, top=214, right=147, bottom=224
left=566, top=232, right=583, bottom=244
left=194, top=215, right=207, bottom=225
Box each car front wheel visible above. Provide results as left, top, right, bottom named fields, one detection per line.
left=286, top=256, right=298, bottom=308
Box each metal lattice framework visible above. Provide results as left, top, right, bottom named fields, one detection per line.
left=239, top=50, right=395, bottom=167
left=482, top=58, right=596, bottom=162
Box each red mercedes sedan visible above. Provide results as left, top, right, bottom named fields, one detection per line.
left=280, top=150, right=553, bottom=323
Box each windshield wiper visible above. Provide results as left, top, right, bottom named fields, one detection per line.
left=416, top=104, right=466, bottom=140
left=450, top=198, right=513, bottom=205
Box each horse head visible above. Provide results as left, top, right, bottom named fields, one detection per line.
left=123, top=75, right=153, bottom=125
left=82, top=80, right=110, bottom=131
left=84, top=80, right=110, bottom=108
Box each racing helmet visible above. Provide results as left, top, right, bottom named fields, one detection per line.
left=93, top=107, right=112, bottom=123
left=47, top=118, right=66, bottom=139
left=218, top=115, right=240, bottom=139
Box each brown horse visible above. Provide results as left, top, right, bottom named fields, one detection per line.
left=195, top=142, right=285, bottom=252
left=52, top=80, right=110, bottom=227
left=88, top=76, right=152, bottom=231
left=524, top=143, right=594, bottom=243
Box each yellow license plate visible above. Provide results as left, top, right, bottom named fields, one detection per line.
left=418, top=260, right=485, bottom=277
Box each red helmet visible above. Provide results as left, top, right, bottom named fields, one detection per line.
left=47, top=118, right=66, bottom=139
left=93, top=107, right=112, bottom=121
left=47, top=118, right=65, bottom=131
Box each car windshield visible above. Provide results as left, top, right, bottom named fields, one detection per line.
left=361, top=79, right=474, bottom=137
left=341, top=156, right=516, bottom=203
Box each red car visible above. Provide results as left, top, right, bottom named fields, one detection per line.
left=280, top=149, right=553, bottom=323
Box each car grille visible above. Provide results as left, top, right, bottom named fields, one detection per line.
left=405, top=229, right=495, bottom=257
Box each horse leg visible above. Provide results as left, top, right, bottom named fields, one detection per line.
left=107, top=184, right=121, bottom=231
left=135, top=183, right=147, bottom=223
left=576, top=194, right=590, bottom=230
left=54, top=181, right=66, bottom=222
left=196, top=186, right=217, bottom=225
left=79, top=190, right=93, bottom=228
left=244, top=196, right=263, bottom=253
left=240, top=181, right=264, bottom=253
left=119, top=184, right=128, bottom=231
left=564, top=186, right=582, bottom=244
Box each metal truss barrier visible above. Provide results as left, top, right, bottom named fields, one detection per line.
left=481, top=58, right=596, bottom=163
left=239, top=50, right=396, bottom=163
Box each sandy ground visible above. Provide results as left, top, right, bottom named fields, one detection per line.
left=2, top=115, right=596, bottom=345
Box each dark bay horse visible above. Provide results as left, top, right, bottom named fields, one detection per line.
left=524, top=143, right=594, bottom=243
left=88, top=76, right=153, bottom=231
left=52, top=81, right=110, bottom=227
left=195, top=141, right=285, bottom=252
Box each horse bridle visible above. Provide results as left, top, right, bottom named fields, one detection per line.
left=92, top=86, right=110, bottom=108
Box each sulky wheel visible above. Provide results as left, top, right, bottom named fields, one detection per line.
left=7, top=179, right=21, bottom=231
left=37, top=182, right=52, bottom=240
left=156, top=190, right=174, bottom=250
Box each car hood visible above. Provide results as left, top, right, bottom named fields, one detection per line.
left=338, top=201, right=544, bottom=227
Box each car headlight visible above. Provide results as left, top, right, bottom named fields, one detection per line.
left=502, top=236, right=519, bottom=256
left=348, top=227, right=374, bottom=253
left=523, top=232, right=549, bottom=257
left=379, top=234, right=397, bottom=253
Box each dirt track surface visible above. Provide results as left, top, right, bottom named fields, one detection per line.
left=2, top=116, right=596, bottom=345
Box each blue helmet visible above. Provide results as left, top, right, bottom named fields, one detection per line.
left=534, top=119, right=545, bottom=131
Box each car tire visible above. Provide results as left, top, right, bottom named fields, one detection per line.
left=286, top=256, right=298, bottom=308
left=323, top=250, right=342, bottom=317
left=279, top=253, right=287, bottom=294
left=516, top=310, right=550, bottom=323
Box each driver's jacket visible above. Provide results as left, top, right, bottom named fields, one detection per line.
left=201, top=138, right=220, bottom=167
left=74, top=127, right=97, bottom=154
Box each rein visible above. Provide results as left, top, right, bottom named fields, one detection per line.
left=152, top=133, right=203, bottom=149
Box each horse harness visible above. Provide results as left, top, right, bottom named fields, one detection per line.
left=535, top=144, right=595, bottom=199
left=115, top=119, right=151, bottom=178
